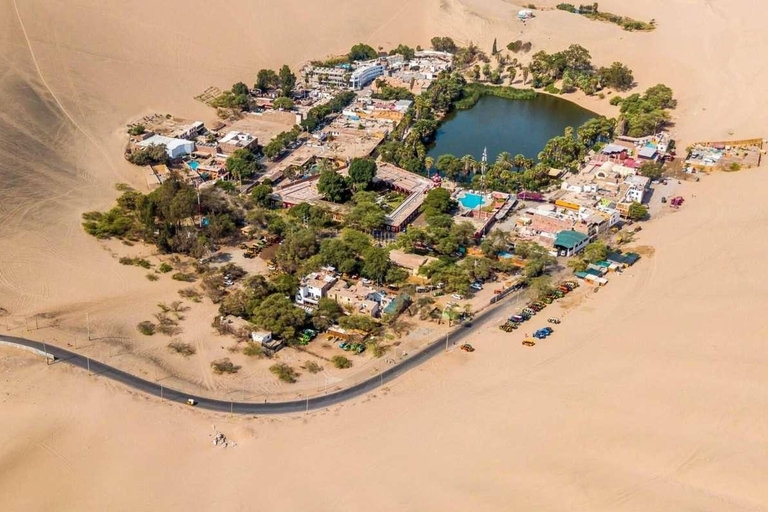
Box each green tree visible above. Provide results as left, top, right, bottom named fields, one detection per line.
left=492, top=38, right=498, bottom=55
left=251, top=183, right=273, bottom=207
left=348, top=200, right=386, bottom=232
left=420, top=187, right=456, bottom=217
left=278, top=65, right=296, bottom=97
left=271, top=273, right=300, bottom=296
left=639, top=161, right=664, bottom=180
left=598, top=62, right=635, bottom=91
left=362, top=247, right=391, bottom=283
left=583, top=240, right=608, bottom=263
left=317, top=169, right=352, bottom=203
left=276, top=228, right=320, bottom=273
left=430, top=36, right=457, bottom=53
left=338, top=315, right=380, bottom=335
left=389, top=44, right=415, bottom=61
left=232, top=82, right=249, bottom=96
left=628, top=202, right=648, bottom=221
left=312, top=297, right=344, bottom=330
left=255, top=69, right=280, bottom=92
left=250, top=293, right=306, bottom=339
left=528, top=275, right=553, bottom=300
left=348, top=43, right=378, bottom=61
left=273, top=97, right=295, bottom=110
left=225, top=148, right=260, bottom=180
left=348, top=158, right=377, bottom=190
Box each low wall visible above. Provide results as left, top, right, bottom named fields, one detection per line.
left=0, top=339, right=54, bottom=361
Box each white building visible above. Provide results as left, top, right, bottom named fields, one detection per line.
left=295, top=271, right=338, bottom=306
left=624, top=175, right=650, bottom=203
left=394, top=99, right=413, bottom=113
left=351, top=63, right=385, bottom=89
left=137, top=135, right=194, bottom=159
left=250, top=331, right=272, bottom=344
left=304, top=66, right=350, bottom=88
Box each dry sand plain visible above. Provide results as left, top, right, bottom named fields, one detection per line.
left=1, top=0, right=768, bottom=510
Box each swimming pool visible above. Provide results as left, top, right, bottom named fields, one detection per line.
left=188, top=161, right=199, bottom=170
left=459, top=192, right=486, bottom=209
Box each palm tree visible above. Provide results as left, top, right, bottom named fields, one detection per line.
left=513, top=153, right=527, bottom=172
left=496, top=152, right=513, bottom=170
left=461, top=154, right=476, bottom=178
left=424, top=156, right=435, bottom=177
left=444, top=303, right=460, bottom=326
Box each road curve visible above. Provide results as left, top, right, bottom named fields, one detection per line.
left=0, top=292, right=518, bottom=414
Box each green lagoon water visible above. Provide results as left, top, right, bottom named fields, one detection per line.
left=427, top=94, right=595, bottom=162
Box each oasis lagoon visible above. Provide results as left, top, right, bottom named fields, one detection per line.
left=427, top=94, right=596, bottom=162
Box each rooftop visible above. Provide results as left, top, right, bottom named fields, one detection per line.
left=137, top=134, right=192, bottom=151
left=554, top=230, right=589, bottom=249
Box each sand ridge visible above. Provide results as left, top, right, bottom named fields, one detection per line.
left=1, top=0, right=768, bottom=509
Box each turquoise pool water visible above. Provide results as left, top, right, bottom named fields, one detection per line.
left=189, top=161, right=199, bottom=170
left=459, top=193, right=486, bottom=209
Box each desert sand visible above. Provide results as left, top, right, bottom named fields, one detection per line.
left=1, top=0, right=768, bottom=510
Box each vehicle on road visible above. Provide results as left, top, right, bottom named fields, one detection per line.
left=186, top=399, right=197, bottom=406
left=460, top=344, right=475, bottom=352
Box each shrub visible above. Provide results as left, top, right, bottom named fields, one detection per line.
left=134, top=258, right=151, bottom=269
left=172, top=272, right=196, bottom=282
left=609, top=95, right=623, bottom=106
left=146, top=273, right=159, bottom=281
left=168, top=340, right=196, bottom=357
left=270, top=363, right=298, bottom=383
left=158, top=262, right=173, bottom=273
left=303, top=361, right=323, bottom=374
left=128, top=124, right=145, bottom=136
left=137, top=321, right=156, bottom=335
left=366, top=339, right=388, bottom=358
left=211, top=358, right=241, bottom=375
left=119, top=257, right=133, bottom=265
left=331, top=355, right=353, bottom=369
left=243, top=342, right=264, bottom=357
left=178, top=287, right=202, bottom=302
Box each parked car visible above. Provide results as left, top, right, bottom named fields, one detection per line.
left=548, top=318, right=561, bottom=324
left=451, top=294, right=464, bottom=300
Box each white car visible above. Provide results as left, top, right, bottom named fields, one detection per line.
left=451, top=294, right=464, bottom=300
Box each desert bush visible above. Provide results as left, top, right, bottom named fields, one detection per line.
left=211, top=358, right=241, bottom=375
left=168, top=340, right=196, bottom=357
left=158, top=262, right=173, bottom=273
left=146, top=273, right=159, bottom=281
left=365, top=339, right=388, bottom=358
left=172, top=272, right=196, bottom=282
left=243, top=342, right=264, bottom=357
left=178, top=287, right=202, bottom=302
left=270, top=363, right=298, bottom=383
left=331, top=355, right=353, bottom=369
left=303, top=361, right=323, bottom=374
left=137, top=321, right=156, bottom=335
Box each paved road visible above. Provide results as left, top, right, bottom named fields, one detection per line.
left=0, top=291, right=520, bottom=414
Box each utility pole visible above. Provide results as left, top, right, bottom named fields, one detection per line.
left=86, top=313, right=91, bottom=340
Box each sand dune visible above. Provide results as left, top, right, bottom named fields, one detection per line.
left=1, top=0, right=767, bottom=509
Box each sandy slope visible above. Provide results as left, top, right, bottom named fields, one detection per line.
left=4, top=168, right=768, bottom=511
left=1, top=0, right=768, bottom=509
